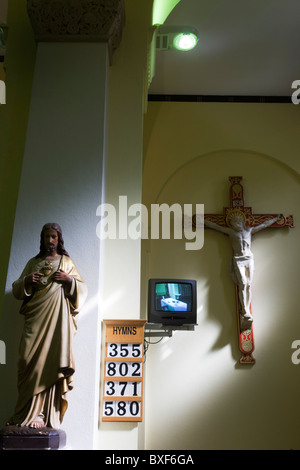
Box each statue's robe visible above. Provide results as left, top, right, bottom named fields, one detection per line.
left=10, top=255, right=87, bottom=428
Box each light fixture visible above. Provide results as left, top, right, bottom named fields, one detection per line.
left=156, top=25, right=199, bottom=52
left=173, top=32, right=198, bottom=51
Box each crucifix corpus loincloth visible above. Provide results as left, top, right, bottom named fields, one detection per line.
left=194, top=176, right=294, bottom=365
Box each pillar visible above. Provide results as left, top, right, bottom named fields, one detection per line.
left=96, top=0, right=153, bottom=450
left=1, top=0, right=124, bottom=450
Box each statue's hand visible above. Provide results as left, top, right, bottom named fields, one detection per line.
left=25, top=272, right=43, bottom=289
left=52, top=269, right=72, bottom=287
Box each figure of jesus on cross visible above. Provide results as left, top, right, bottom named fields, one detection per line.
left=195, top=176, right=294, bottom=364
left=205, top=210, right=283, bottom=329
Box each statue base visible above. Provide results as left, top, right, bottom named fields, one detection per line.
left=0, top=425, right=66, bottom=450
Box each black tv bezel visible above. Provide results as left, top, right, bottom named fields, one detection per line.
left=148, top=278, right=197, bottom=326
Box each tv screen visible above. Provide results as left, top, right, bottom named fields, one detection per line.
left=148, top=279, right=197, bottom=326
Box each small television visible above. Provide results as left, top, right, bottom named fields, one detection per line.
left=148, top=279, right=197, bottom=326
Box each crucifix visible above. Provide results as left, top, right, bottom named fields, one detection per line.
left=194, top=176, right=294, bottom=364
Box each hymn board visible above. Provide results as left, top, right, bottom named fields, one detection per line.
left=102, top=319, right=146, bottom=422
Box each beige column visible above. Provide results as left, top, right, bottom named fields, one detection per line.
left=2, top=0, right=124, bottom=450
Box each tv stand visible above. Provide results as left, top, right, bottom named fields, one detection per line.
left=145, top=322, right=196, bottom=338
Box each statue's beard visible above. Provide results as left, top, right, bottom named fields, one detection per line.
left=46, top=244, right=56, bottom=253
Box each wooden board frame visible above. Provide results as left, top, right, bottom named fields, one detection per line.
left=102, top=319, right=146, bottom=422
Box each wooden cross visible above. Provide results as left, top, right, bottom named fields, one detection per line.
left=193, top=176, right=294, bottom=364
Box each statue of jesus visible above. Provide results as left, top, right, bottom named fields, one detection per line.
left=7, top=223, right=87, bottom=429
left=204, top=211, right=283, bottom=329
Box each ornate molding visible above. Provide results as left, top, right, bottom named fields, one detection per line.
left=27, top=0, right=125, bottom=62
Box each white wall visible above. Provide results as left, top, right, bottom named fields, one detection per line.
left=142, top=102, right=300, bottom=450
left=0, top=41, right=108, bottom=450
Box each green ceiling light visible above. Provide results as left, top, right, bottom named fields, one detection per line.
left=173, top=32, right=198, bottom=51
left=156, top=25, right=199, bottom=52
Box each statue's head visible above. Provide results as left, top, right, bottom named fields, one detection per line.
left=226, top=209, right=246, bottom=231
left=229, top=216, right=245, bottom=231
left=36, top=223, right=69, bottom=258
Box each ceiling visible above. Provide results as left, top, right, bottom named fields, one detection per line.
left=149, top=0, right=300, bottom=97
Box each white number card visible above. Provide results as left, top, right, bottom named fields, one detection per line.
left=107, top=343, right=143, bottom=358
left=104, top=380, right=142, bottom=398
left=105, top=361, right=142, bottom=378
left=103, top=400, right=141, bottom=418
